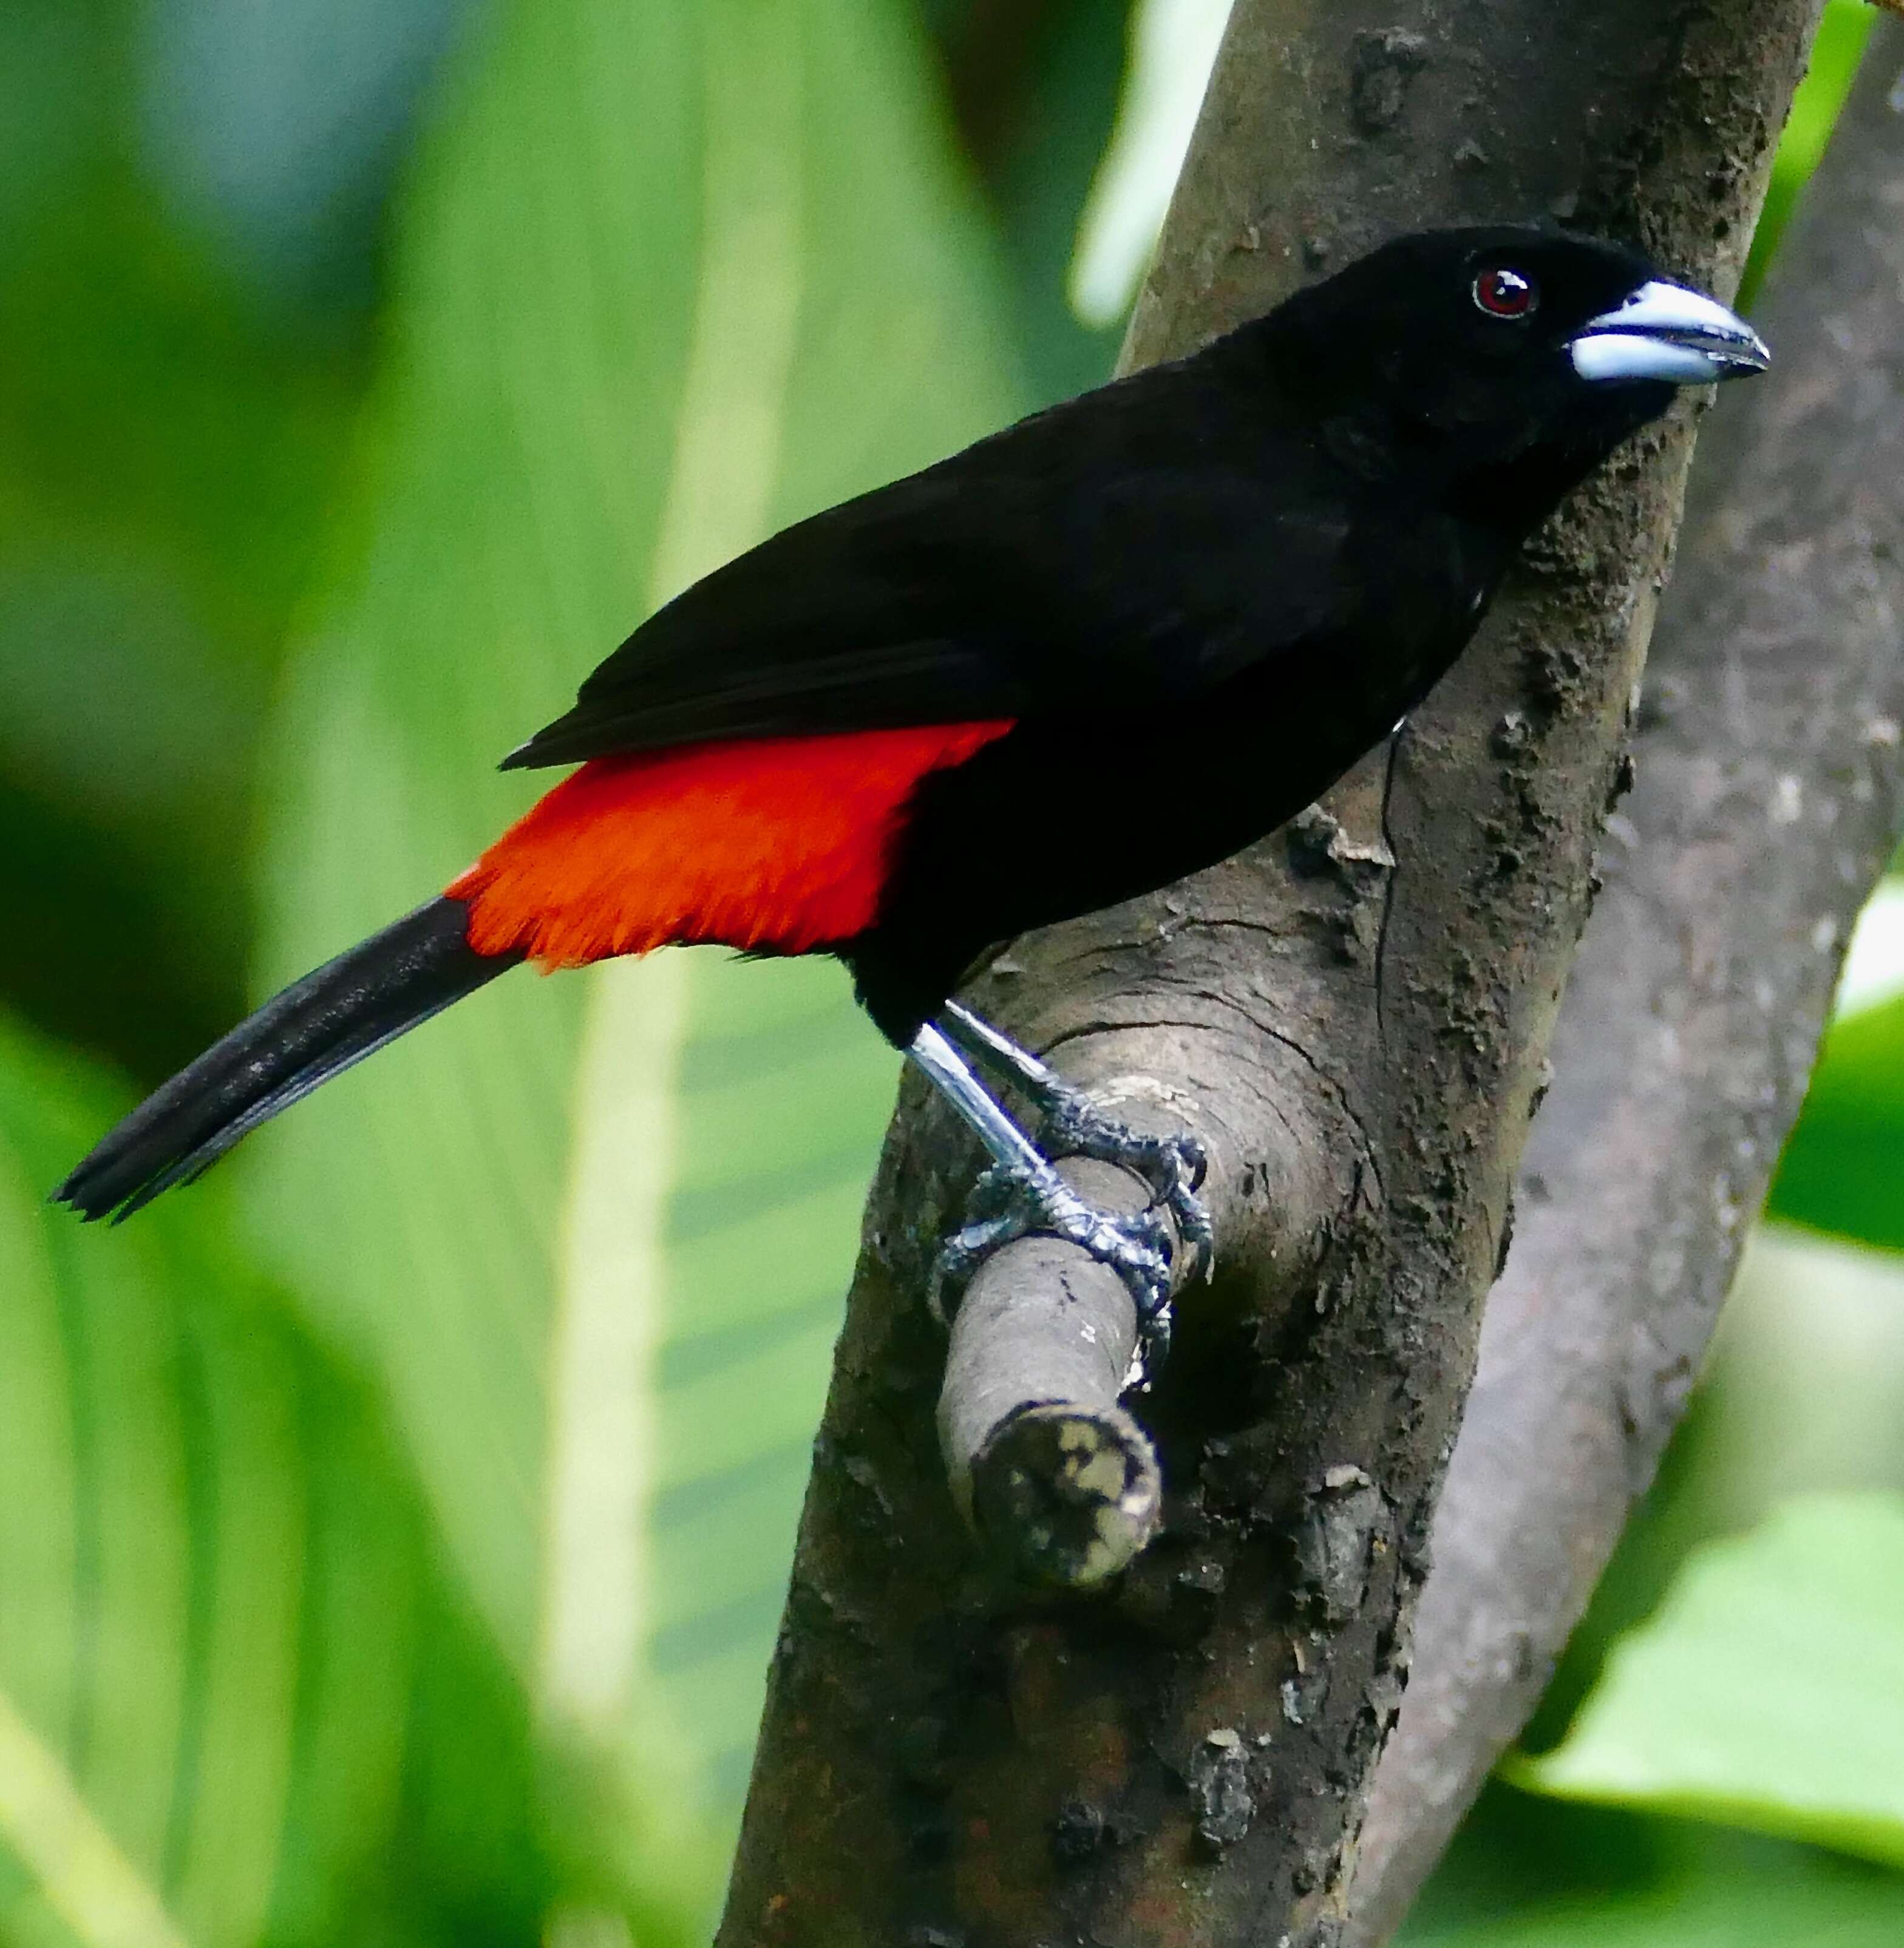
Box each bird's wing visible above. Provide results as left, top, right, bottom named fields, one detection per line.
left=502, top=472, right=1036, bottom=768
left=503, top=382, right=1354, bottom=770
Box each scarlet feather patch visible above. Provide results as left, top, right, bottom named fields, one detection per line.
left=450, top=722, right=1013, bottom=968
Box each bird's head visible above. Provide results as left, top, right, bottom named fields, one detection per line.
left=1268, top=224, right=1767, bottom=476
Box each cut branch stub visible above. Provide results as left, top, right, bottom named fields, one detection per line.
left=939, top=1155, right=1177, bottom=1586
left=967, top=1400, right=1162, bottom=1585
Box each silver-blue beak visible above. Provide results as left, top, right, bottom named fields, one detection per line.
left=1569, top=279, right=1770, bottom=385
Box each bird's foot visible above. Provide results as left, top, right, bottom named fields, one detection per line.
left=1036, top=1091, right=1215, bottom=1291
left=931, top=1158, right=1179, bottom=1380
left=935, top=1000, right=1216, bottom=1292
left=909, top=1012, right=1211, bottom=1384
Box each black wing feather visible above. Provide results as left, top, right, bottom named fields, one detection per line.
left=503, top=356, right=1354, bottom=770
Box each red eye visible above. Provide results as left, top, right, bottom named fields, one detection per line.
left=1474, top=267, right=1538, bottom=318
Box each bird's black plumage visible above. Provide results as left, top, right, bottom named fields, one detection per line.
left=505, top=227, right=1670, bottom=775
left=61, top=225, right=1756, bottom=1219
left=58, top=899, right=514, bottom=1220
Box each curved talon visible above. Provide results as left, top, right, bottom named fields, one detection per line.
left=1037, top=1102, right=1216, bottom=1289
left=913, top=1011, right=1209, bottom=1382
left=930, top=1161, right=1175, bottom=1358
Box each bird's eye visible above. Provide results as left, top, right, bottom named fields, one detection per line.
left=1473, top=268, right=1538, bottom=318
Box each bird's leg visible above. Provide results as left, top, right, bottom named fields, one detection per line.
left=907, top=1023, right=1177, bottom=1376
left=938, top=1000, right=1214, bottom=1286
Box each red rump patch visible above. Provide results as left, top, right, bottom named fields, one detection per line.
left=450, top=722, right=1013, bottom=968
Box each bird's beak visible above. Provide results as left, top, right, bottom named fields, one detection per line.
left=1569, top=279, right=1770, bottom=385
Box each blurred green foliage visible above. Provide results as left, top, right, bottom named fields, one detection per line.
left=1770, top=987, right=1904, bottom=1250
left=0, top=1, right=381, bottom=1082
left=1513, top=1498, right=1904, bottom=1868
left=1407, top=1829, right=1904, bottom=1947
left=2, top=0, right=1900, bottom=1942
left=0, top=1010, right=552, bottom=1948
left=1738, top=0, right=1877, bottom=307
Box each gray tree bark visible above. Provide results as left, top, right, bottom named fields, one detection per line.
left=715, top=4, right=1824, bottom=1944
left=1347, top=24, right=1904, bottom=1942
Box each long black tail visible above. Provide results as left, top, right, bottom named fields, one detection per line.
left=56, top=897, right=519, bottom=1222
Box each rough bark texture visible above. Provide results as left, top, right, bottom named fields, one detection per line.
left=716, top=5, right=1822, bottom=1944
left=1348, top=27, right=1904, bottom=1942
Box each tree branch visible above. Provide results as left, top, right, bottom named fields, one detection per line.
left=939, top=1154, right=1171, bottom=1587
left=716, top=4, right=1823, bottom=1942
left=1347, top=24, right=1904, bottom=1940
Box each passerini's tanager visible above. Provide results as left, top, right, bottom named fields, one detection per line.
left=59, top=225, right=1767, bottom=1343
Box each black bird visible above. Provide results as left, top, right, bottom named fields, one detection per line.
left=58, top=225, right=1767, bottom=1351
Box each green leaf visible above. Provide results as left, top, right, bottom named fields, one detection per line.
left=0, top=1008, right=559, bottom=1948
left=1509, top=1496, right=1904, bottom=1870
left=1402, top=1848, right=1904, bottom=1948
left=243, top=0, right=1024, bottom=1863
left=1769, top=989, right=1904, bottom=1251
left=0, top=5, right=364, bottom=1079
left=1737, top=0, right=1879, bottom=308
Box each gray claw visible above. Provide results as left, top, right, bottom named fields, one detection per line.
left=1038, top=1099, right=1216, bottom=1289
left=930, top=1161, right=1177, bottom=1382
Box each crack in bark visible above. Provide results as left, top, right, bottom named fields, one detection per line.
left=1372, top=732, right=1408, bottom=1056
